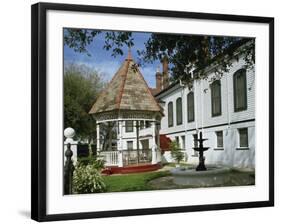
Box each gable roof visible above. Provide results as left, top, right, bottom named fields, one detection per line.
left=89, top=53, right=162, bottom=114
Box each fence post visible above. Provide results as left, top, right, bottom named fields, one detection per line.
left=64, top=143, right=74, bottom=195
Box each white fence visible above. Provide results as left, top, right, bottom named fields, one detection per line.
left=99, top=151, right=119, bottom=166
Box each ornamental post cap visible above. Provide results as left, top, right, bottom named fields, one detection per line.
left=64, top=127, right=75, bottom=138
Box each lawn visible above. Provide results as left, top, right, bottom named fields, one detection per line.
left=103, top=170, right=170, bottom=192
left=102, top=166, right=255, bottom=193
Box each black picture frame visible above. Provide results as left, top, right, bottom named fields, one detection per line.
left=31, top=2, right=274, bottom=222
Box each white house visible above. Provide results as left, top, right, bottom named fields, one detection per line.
left=154, top=42, right=255, bottom=168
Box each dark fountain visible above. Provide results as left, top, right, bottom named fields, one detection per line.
left=194, top=131, right=209, bottom=171
left=170, top=131, right=230, bottom=187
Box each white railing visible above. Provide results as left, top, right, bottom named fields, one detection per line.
left=100, top=149, right=163, bottom=166
left=99, top=151, right=119, bottom=166
left=122, top=149, right=152, bottom=165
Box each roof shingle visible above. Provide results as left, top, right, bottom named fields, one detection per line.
left=89, top=56, right=161, bottom=114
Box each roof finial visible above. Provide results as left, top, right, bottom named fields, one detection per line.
left=126, top=46, right=132, bottom=61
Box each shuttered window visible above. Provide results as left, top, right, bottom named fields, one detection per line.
left=211, top=80, right=222, bottom=116
left=216, top=131, right=223, bottom=148
left=239, top=128, right=248, bottom=147
left=168, top=102, right=174, bottom=127
left=176, top=97, right=182, bottom=125
left=187, top=92, right=195, bottom=122
left=233, top=69, right=247, bottom=111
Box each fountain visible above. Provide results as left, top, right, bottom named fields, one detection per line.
left=170, top=131, right=231, bottom=187
left=194, top=132, right=209, bottom=171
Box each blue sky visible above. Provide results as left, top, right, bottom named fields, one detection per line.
left=64, top=30, right=160, bottom=87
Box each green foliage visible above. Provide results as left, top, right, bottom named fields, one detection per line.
left=64, top=28, right=255, bottom=83
left=140, top=35, right=255, bottom=83
left=170, top=141, right=184, bottom=164
left=64, top=28, right=134, bottom=57
left=73, top=157, right=106, bottom=194
left=103, top=171, right=170, bottom=192
left=77, top=156, right=105, bottom=169
left=64, top=64, right=104, bottom=141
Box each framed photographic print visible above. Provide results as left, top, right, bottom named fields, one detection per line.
left=31, top=2, right=274, bottom=222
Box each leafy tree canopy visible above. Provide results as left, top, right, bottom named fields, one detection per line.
left=64, top=63, right=104, bottom=142
left=64, top=29, right=254, bottom=84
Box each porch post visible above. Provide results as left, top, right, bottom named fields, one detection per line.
left=118, top=120, right=124, bottom=167
left=151, top=120, right=157, bottom=164
left=96, top=123, right=101, bottom=153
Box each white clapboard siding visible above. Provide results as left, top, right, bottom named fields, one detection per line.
left=156, top=56, right=255, bottom=168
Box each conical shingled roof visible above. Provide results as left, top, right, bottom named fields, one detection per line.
left=89, top=52, right=161, bottom=114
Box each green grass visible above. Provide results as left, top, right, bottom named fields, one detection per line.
left=103, top=170, right=170, bottom=192
left=101, top=165, right=255, bottom=193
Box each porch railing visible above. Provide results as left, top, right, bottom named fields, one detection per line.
left=99, top=149, right=159, bottom=166
left=122, top=149, right=152, bottom=165
left=99, top=151, right=119, bottom=166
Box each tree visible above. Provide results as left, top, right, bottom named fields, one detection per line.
left=64, top=29, right=254, bottom=83
left=64, top=63, right=104, bottom=142
left=170, top=141, right=184, bottom=165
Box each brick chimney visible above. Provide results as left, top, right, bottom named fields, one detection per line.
left=156, top=66, right=162, bottom=91
left=162, top=56, right=169, bottom=89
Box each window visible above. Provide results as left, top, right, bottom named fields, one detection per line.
left=145, top=121, right=151, bottom=128
left=168, top=102, right=173, bottom=127
left=193, top=134, right=199, bottom=156
left=238, top=128, right=248, bottom=148
left=233, top=69, right=247, bottom=111
left=216, top=131, right=223, bottom=148
left=187, top=92, right=195, bottom=122
left=210, top=80, right=222, bottom=116
left=181, top=136, right=186, bottom=150
left=127, top=141, right=133, bottom=150
left=125, top=120, right=133, bottom=132
left=176, top=97, right=182, bottom=125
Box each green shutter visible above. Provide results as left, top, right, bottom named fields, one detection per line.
left=176, top=98, right=182, bottom=125
left=187, top=92, right=195, bottom=122
left=211, top=80, right=221, bottom=116
left=168, top=102, right=173, bottom=127
left=234, top=69, right=247, bottom=111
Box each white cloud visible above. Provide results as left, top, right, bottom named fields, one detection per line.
left=65, top=59, right=157, bottom=87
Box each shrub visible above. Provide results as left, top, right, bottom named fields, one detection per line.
left=77, top=155, right=105, bottom=169
left=170, top=140, right=184, bottom=165
left=73, top=157, right=106, bottom=194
